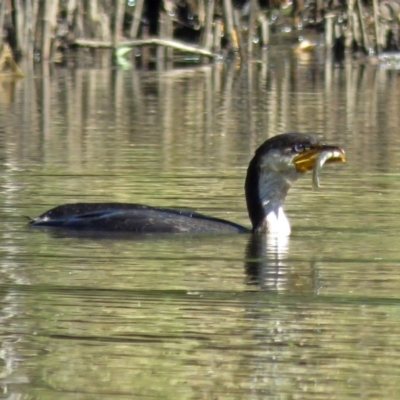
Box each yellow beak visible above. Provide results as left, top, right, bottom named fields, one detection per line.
left=293, top=146, right=346, bottom=173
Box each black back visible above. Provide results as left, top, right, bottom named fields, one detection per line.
left=30, top=203, right=249, bottom=234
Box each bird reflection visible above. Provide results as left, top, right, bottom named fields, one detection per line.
left=244, top=234, right=319, bottom=293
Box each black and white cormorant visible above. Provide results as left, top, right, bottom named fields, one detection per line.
left=29, top=133, right=345, bottom=235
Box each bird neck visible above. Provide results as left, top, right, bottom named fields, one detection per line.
left=245, top=158, right=299, bottom=235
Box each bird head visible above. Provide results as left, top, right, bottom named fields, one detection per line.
left=245, top=133, right=346, bottom=234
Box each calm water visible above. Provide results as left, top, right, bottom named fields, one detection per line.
left=1, top=51, right=400, bottom=398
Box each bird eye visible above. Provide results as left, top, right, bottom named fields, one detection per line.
left=293, top=143, right=309, bottom=153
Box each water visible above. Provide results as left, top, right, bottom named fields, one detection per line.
left=1, top=52, right=400, bottom=398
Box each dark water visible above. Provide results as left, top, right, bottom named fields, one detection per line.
left=1, top=51, right=400, bottom=398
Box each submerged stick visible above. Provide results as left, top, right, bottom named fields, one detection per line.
left=74, top=38, right=219, bottom=59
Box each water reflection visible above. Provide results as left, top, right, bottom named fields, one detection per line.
left=2, top=57, right=400, bottom=175
left=1, top=53, right=400, bottom=397
left=245, top=234, right=291, bottom=291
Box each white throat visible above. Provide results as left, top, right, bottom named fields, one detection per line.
left=257, top=171, right=298, bottom=236
left=265, top=207, right=291, bottom=236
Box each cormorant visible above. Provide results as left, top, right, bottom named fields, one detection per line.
left=29, top=133, right=345, bottom=235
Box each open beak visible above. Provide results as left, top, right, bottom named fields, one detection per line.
left=293, top=145, right=346, bottom=173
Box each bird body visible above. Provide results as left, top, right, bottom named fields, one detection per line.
left=30, top=203, right=248, bottom=234
left=30, top=133, right=345, bottom=235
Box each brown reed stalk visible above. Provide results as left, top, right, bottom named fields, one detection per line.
left=201, top=0, right=215, bottom=51
left=356, top=0, right=371, bottom=52
left=113, top=0, right=125, bottom=48
left=222, top=0, right=238, bottom=50
left=130, top=0, right=145, bottom=39
left=42, top=0, right=59, bottom=60
left=372, top=0, right=382, bottom=53
left=0, top=0, right=7, bottom=46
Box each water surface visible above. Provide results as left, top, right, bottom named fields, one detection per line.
left=0, top=53, right=400, bottom=398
